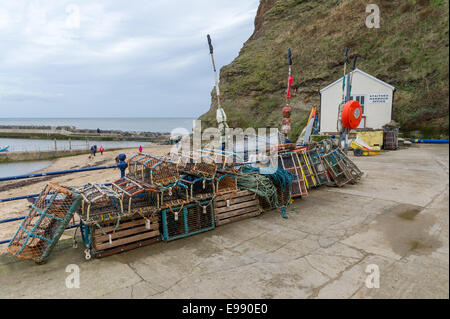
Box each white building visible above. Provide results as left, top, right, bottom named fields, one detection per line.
left=319, top=68, right=396, bottom=133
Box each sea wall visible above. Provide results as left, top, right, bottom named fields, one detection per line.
left=0, top=125, right=170, bottom=142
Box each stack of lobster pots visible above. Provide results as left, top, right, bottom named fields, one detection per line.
left=74, top=152, right=263, bottom=260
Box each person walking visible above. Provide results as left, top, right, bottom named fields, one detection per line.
left=139, top=145, right=143, bottom=153
left=93, top=145, right=97, bottom=157
left=99, top=146, right=104, bottom=155
left=89, top=145, right=95, bottom=159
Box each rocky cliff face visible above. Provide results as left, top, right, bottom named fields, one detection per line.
left=199, top=0, right=449, bottom=138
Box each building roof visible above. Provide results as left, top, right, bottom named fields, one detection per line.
left=319, top=68, right=396, bottom=93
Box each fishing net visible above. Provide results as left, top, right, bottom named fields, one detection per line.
left=7, top=182, right=82, bottom=264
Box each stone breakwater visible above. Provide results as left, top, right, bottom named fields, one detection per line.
left=0, top=125, right=170, bottom=142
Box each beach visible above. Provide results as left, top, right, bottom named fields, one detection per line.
left=0, top=144, right=173, bottom=253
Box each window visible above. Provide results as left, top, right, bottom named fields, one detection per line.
left=350, top=95, right=365, bottom=114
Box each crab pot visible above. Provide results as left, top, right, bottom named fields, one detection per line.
left=306, top=149, right=330, bottom=186
left=158, top=181, right=189, bottom=208
left=322, top=150, right=353, bottom=187
left=215, top=172, right=238, bottom=194
left=383, top=127, right=399, bottom=150
left=213, top=190, right=261, bottom=226
left=335, top=148, right=364, bottom=184
left=81, top=212, right=160, bottom=258
left=127, top=154, right=179, bottom=186
left=178, top=153, right=217, bottom=179
left=278, top=152, right=307, bottom=198
left=77, top=183, right=123, bottom=225
left=161, top=199, right=215, bottom=242
left=295, top=149, right=318, bottom=189
left=111, top=177, right=160, bottom=216
left=275, top=184, right=291, bottom=207
left=8, top=183, right=82, bottom=264
left=176, top=153, right=196, bottom=174
left=258, top=196, right=274, bottom=212
left=180, top=174, right=215, bottom=200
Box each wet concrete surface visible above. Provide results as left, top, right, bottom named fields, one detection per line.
left=0, top=144, right=448, bottom=299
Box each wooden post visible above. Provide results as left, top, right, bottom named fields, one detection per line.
left=54, top=139, right=57, bottom=151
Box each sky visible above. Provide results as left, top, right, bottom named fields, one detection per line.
left=0, top=0, right=259, bottom=118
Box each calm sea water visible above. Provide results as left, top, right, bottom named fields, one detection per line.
left=0, top=117, right=196, bottom=133
left=0, top=160, right=53, bottom=179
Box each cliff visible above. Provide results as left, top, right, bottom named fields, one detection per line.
left=199, top=0, right=449, bottom=138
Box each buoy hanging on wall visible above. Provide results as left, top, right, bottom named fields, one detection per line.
left=341, top=100, right=362, bottom=129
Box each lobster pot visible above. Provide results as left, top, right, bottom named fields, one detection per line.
left=383, top=127, right=399, bottom=150
left=176, top=153, right=196, bottom=174
left=111, top=177, right=160, bottom=216
left=275, top=184, right=291, bottom=207
left=81, top=212, right=160, bottom=258
left=214, top=190, right=261, bottom=226
left=307, top=149, right=330, bottom=186
left=181, top=174, right=215, bottom=200
left=258, top=196, right=274, bottom=212
left=127, top=154, right=179, bottom=186
left=215, top=172, right=238, bottom=194
left=161, top=200, right=215, bottom=241
left=8, top=183, right=82, bottom=264
left=159, top=181, right=189, bottom=208
left=335, top=149, right=364, bottom=184
left=77, top=183, right=123, bottom=225
left=322, top=150, right=353, bottom=187
left=278, top=152, right=307, bottom=197
left=295, top=149, right=318, bottom=189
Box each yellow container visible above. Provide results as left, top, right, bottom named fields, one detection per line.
left=356, top=131, right=384, bottom=148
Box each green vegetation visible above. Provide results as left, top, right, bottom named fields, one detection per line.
left=199, top=0, right=449, bottom=139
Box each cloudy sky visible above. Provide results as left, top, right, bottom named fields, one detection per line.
left=0, top=0, right=259, bottom=118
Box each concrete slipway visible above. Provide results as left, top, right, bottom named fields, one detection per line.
left=0, top=144, right=448, bottom=299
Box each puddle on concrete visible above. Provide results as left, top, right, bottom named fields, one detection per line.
left=376, top=203, right=442, bottom=257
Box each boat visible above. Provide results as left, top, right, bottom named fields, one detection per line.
left=0, top=145, right=9, bottom=152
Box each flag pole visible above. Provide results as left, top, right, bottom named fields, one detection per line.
left=207, top=34, right=228, bottom=151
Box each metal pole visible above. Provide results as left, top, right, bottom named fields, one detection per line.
left=0, top=164, right=119, bottom=182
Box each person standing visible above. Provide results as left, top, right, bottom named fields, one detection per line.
left=99, top=146, right=104, bottom=155
left=139, top=145, right=143, bottom=153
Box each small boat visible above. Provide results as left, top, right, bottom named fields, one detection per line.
left=0, top=145, right=9, bottom=152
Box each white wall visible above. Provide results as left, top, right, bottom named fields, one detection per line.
left=320, top=71, right=393, bottom=133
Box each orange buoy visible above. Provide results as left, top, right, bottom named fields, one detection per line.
left=341, top=100, right=362, bottom=129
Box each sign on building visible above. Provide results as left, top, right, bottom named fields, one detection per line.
left=368, top=93, right=389, bottom=104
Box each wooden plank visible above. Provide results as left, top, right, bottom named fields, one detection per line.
left=99, top=218, right=147, bottom=233
left=214, top=199, right=260, bottom=214
left=214, top=194, right=257, bottom=208
left=94, top=230, right=160, bottom=250
left=94, top=237, right=160, bottom=258
left=216, top=205, right=261, bottom=220
left=216, top=210, right=261, bottom=226
left=95, top=223, right=159, bottom=243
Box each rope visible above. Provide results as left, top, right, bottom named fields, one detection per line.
left=237, top=166, right=294, bottom=218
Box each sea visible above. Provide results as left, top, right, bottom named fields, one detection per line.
left=0, top=117, right=196, bottom=178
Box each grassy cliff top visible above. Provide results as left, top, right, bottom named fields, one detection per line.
left=200, top=0, right=449, bottom=138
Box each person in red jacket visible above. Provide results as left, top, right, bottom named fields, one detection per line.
left=99, top=146, right=104, bottom=155
left=139, top=145, right=143, bottom=153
